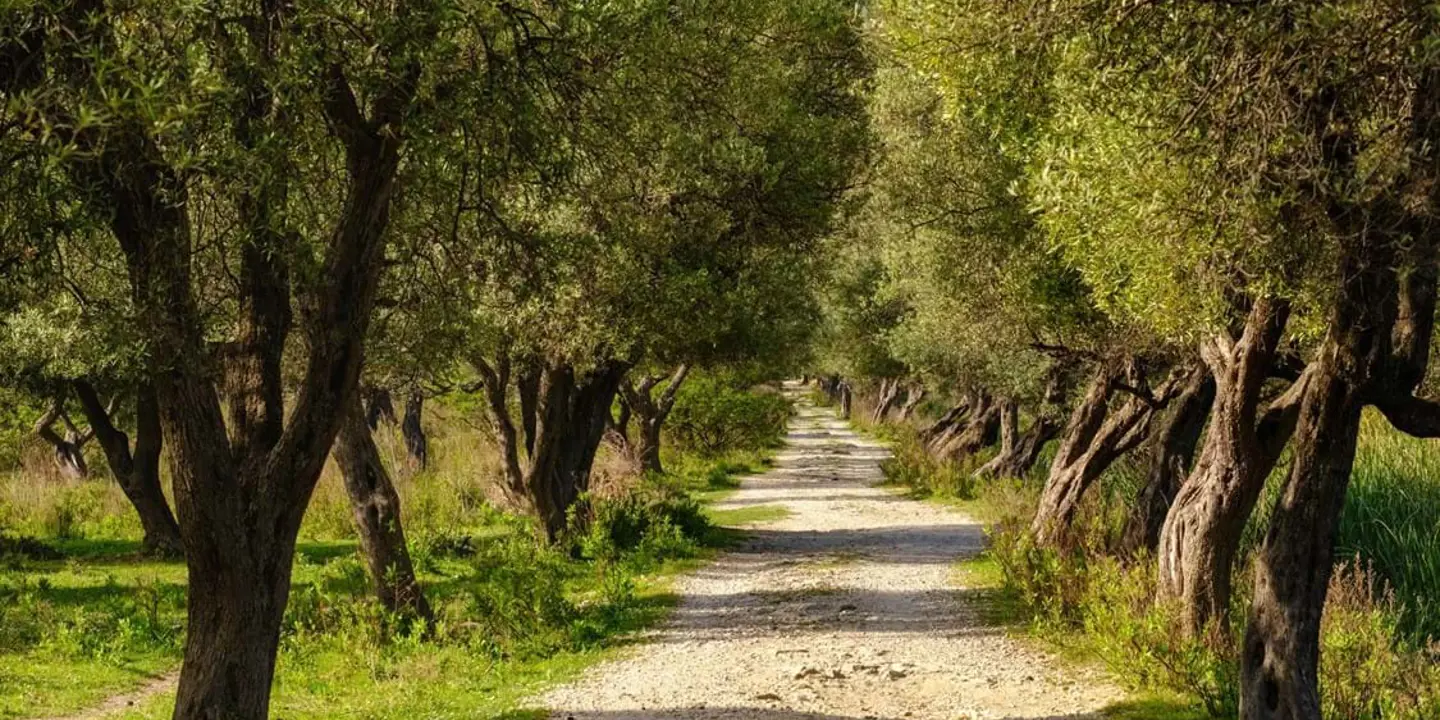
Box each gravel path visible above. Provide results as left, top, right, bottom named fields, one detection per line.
left=543, top=381, right=1122, bottom=720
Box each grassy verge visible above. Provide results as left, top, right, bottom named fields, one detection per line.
left=879, top=416, right=1440, bottom=720
left=0, top=444, right=778, bottom=720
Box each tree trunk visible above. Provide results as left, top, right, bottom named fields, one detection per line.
left=528, top=361, right=630, bottom=541
left=1157, top=298, right=1297, bottom=636
left=938, top=396, right=1000, bottom=461
left=972, top=397, right=1019, bottom=477
left=919, top=400, right=970, bottom=447
left=838, top=381, right=853, bottom=419
left=897, top=385, right=926, bottom=421
left=1003, top=416, right=1060, bottom=478
left=334, top=395, right=432, bottom=624
left=34, top=394, right=91, bottom=479
left=73, top=380, right=184, bottom=556
left=1120, top=362, right=1215, bottom=557
left=619, top=364, right=691, bottom=476
left=365, top=387, right=397, bottom=429
left=1032, top=360, right=1182, bottom=546
left=401, top=389, right=427, bottom=470
left=870, top=378, right=901, bottom=423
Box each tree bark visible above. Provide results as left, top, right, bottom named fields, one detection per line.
left=401, top=389, right=427, bottom=470
left=1032, top=360, right=1183, bottom=546
left=334, top=395, right=432, bottom=625
left=23, top=5, right=425, bottom=717
left=937, top=395, right=1000, bottom=461
left=365, top=387, right=397, bottom=429
left=870, top=378, right=902, bottom=423
left=73, top=380, right=184, bottom=556
left=919, top=399, right=970, bottom=447
left=476, top=355, right=632, bottom=541
left=972, top=396, right=1019, bottom=478
left=838, top=381, right=853, bottom=419
left=619, top=364, right=690, bottom=475
left=897, top=384, right=926, bottom=421
left=33, top=393, right=91, bottom=479
left=1120, top=362, right=1215, bottom=558
left=1157, top=298, right=1298, bottom=636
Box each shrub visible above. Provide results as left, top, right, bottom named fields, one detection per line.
left=666, top=376, right=789, bottom=456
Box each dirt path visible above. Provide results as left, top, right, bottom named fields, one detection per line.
left=544, top=381, right=1122, bottom=720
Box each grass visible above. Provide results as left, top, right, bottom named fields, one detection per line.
left=704, top=503, right=791, bottom=527
left=0, top=390, right=789, bottom=720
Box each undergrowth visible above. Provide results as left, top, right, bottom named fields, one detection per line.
left=881, top=411, right=1440, bottom=720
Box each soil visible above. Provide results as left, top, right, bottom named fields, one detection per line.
left=543, top=381, right=1123, bottom=720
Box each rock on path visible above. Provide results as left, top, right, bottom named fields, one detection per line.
left=542, top=381, right=1122, bottom=720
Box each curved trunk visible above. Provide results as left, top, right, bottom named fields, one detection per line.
left=870, top=378, right=901, bottom=423
left=401, top=390, right=427, bottom=470
left=529, top=361, right=630, bottom=540
left=938, top=397, right=1000, bottom=461
left=1157, top=298, right=1295, bottom=636
left=982, top=414, right=1059, bottom=480
left=74, top=381, right=183, bottom=556
left=619, top=365, right=690, bottom=476
left=1032, top=360, right=1182, bottom=546
left=335, top=396, right=431, bottom=624
left=972, top=397, right=1019, bottom=477
left=919, top=400, right=970, bottom=447
left=1121, top=363, right=1215, bottom=557
left=897, top=386, right=926, bottom=421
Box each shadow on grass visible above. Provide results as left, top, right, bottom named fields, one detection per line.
left=1101, top=697, right=1211, bottom=720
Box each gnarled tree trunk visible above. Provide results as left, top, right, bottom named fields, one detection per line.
left=1032, top=359, right=1182, bottom=546
left=897, top=384, right=926, bottom=421
left=972, top=396, right=1019, bottom=478
left=73, top=381, right=183, bottom=556
left=365, top=387, right=397, bottom=429
left=937, top=394, right=1000, bottom=462
left=1157, top=298, right=1299, bottom=636
left=33, top=393, right=91, bottom=479
left=619, top=364, right=690, bottom=475
left=476, top=355, right=632, bottom=541
left=919, top=399, right=970, bottom=447
left=334, top=395, right=431, bottom=625
left=870, top=377, right=902, bottom=423
left=1120, top=362, right=1215, bottom=557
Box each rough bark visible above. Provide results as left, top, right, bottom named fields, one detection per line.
left=919, top=400, right=970, bottom=447
left=1157, top=298, right=1298, bottom=636
left=73, top=380, right=184, bottom=556
left=936, top=394, right=1000, bottom=462
left=476, top=355, right=632, bottom=541
left=33, top=393, right=91, bottom=479
left=838, top=381, right=853, bottom=419
left=365, top=387, right=397, bottom=429
left=1241, top=192, right=1437, bottom=718
left=401, top=389, right=427, bottom=470
left=897, top=385, right=926, bottom=421
left=1120, top=362, right=1215, bottom=558
left=870, top=378, right=902, bottom=423
left=334, top=396, right=432, bottom=625
left=972, top=397, right=1019, bottom=478
left=1032, top=360, right=1183, bottom=546
left=619, top=364, right=690, bottom=475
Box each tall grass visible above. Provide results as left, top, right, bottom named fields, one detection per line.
left=1340, top=413, right=1440, bottom=642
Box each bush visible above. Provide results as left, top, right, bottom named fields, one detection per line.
left=879, top=429, right=977, bottom=499
left=576, top=487, right=708, bottom=566
left=666, top=375, right=789, bottom=456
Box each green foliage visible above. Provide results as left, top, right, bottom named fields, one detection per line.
left=941, top=457, right=1440, bottom=720
left=666, top=377, right=790, bottom=456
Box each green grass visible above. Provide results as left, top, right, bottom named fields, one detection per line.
left=1102, top=696, right=1212, bottom=720
left=0, top=445, right=770, bottom=720
left=704, top=503, right=791, bottom=527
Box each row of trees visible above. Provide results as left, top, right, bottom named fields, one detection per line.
left=0, top=1, right=869, bottom=717
left=818, top=2, right=1440, bottom=719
